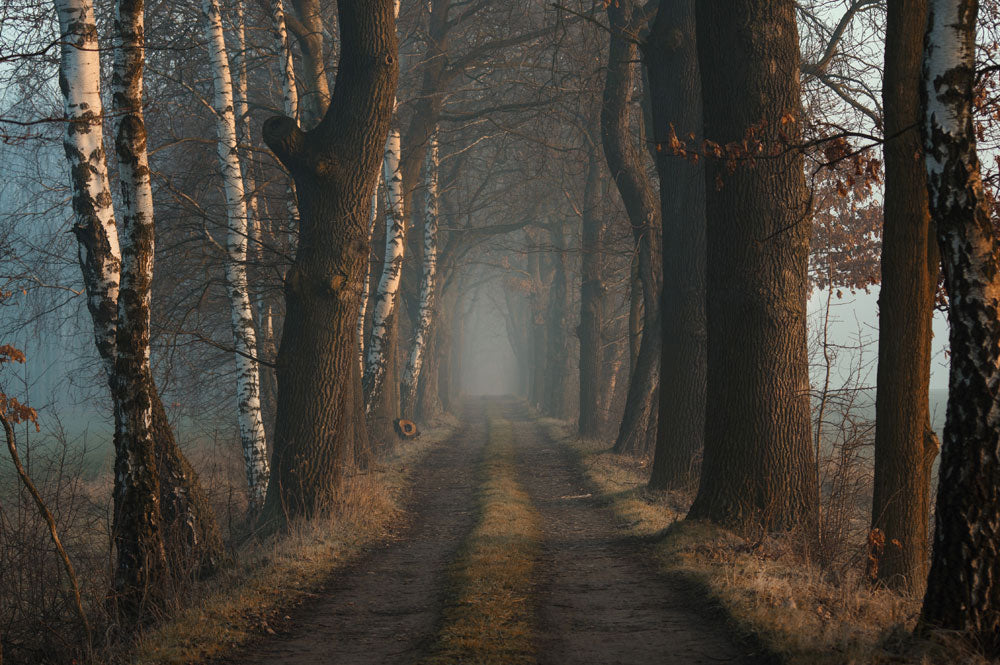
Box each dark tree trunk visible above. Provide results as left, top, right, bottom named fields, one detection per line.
left=603, top=0, right=663, bottom=458
left=918, top=0, right=1000, bottom=653
left=544, top=223, right=570, bottom=418
left=261, top=0, right=397, bottom=527
left=686, top=0, right=817, bottom=531
left=870, top=0, right=940, bottom=593
left=645, top=0, right=707, bottom=490
left=578, top=149, right=606, bottom=437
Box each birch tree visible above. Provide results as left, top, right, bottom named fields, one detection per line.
left=202, top=0, right=270, bottom=509
left=401, top=129, right=439, bottom=416
left=108, top=0, right=170, bottom=610
left=918, top=0, right=1000, bottom=652
left=363, top=0, right=404, bottom=416
left=55, top=0, right=222, bottom=617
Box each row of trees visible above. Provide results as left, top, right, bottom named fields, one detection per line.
left=2, top=0, right=999, bottom=656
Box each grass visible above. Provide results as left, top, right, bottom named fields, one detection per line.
left=536, top=418, right=987, bottom=665
left=132, top=417, right=458, bottom=665
left=420, top=415, right=541, bottom=665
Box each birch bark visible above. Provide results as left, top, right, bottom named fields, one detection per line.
left=918, top=0, right=1000, bottom=651
left=363, top=0, right=404, bottom=414
left=202, top=0, right=270, bottom=509
left=402, top=130, right=439, bottom=416
left=109, top=0, right=169, bottom=611
left=56, top=0, right=121, bottom=381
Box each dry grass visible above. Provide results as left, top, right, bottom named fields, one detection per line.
left=420, top=416, right=541, bottom=665
left=536, top=418, right=989, bottom=665
left=132, top=418, right=458, bottom=665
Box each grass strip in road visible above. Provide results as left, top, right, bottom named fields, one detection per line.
left=421, top=416, right=541, bottom=665
left=536, top=418, right=976, bottom=665
left=133, top=419, right=458, bottom=665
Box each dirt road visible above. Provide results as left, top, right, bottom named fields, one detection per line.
left=228, top=398, right=763, bottom=664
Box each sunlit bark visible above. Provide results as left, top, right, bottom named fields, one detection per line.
left=402, top=129, right=440, bottom=416
left=202, top=0, right=270, bottom=509
left=918, top=0, right=1000, bottom=652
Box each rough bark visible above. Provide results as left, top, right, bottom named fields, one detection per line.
left=870, top=0, right=940, bottom=593
left=109, top=0, right=169, bottom=613
left=918, top=0, right=1000, bottom=652
left=203, top=0, right=270, bottom=510
left=260, top=0, right=397, bottom=526
left=645, top=0, right=707, bottom=490
left=686, top=0, right=818, bottom=531
left=577, top=149, right=605, bottom=437
left=603, top=0, right=663, bottom=458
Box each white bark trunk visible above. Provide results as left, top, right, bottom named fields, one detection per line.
left=54, top=0, right=121, bottom=381
left=402, top=129, right=440, bottom=415
left=271, top=0, right=300, bottom=250
left=203, top=0, right=270, bottom=509
left=363, top=0, right=403, bottom=413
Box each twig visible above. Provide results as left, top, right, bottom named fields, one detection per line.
left=0, top=411, right=92, bottom=650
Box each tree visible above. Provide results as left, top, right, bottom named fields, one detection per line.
left=202, top=0, right=270, bottom=511
left=401, top=128, right=440, bottom=416
left=54, top=0, right=222, bottom=618
left=918, top=0, right=1000, bottom=653
left=644, top=0, right=707, bottom=490
left=686, top=0, right=818, bottom=531
left=260, top=0, right=398, bottom=526
left=869, top=0, right=940, bottom=593
left=602, top=0, right=663, bottom=458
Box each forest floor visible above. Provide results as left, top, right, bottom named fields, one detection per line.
left=212, top=397, right=765, bottom=665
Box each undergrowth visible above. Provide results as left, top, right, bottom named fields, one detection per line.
left=420, top=415, right=541, bottom=665
left=537, top=418, right=987, bottom=665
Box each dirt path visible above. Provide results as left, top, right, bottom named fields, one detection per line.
left=509, top=407, right=763, bottom=665
left=230, top=403, right=487, bottom=665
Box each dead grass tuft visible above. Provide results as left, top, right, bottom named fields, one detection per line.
left=537, top=419, right=988, bottom=665
left=421, top=415, right=541, bottom=665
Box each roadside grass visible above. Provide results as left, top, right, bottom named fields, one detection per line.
left=536, top=418, right=983, bottom=665
left=420, top=415, right=541, bottom=665
left=132, top=417, right=458, bottom=665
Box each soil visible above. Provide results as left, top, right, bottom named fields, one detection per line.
left=230, top=397, right=766, bottom=664
left=227, top=401, right=488, bottom=665
left=508, top=405, right=766, bottom=665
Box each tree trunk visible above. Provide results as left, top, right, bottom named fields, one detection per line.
left=289, top=0, right=329, bottom=128
left=578, top=149, right=605, bottom=437
left=602, top=0, right=663, bottom=458
left=870, top=0, right=940, bottom=593
left=402, top=129, right=440, bottom=417
left=645, top=0, right=707, bottom=490
left=686, top=0, right=817, bottom=531
left=57, top=0, right=222, bottom=618
left=260, top=0, right=397, bottom=527
left=543, top=222, right=570, bottom=418
left=110, top=0, right=169, bottom=614
left=203, top=0, right=270, bottom=511
left=364, top=0, right=405, bottom=425
left=918, top=0, right=1000, bottom=653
